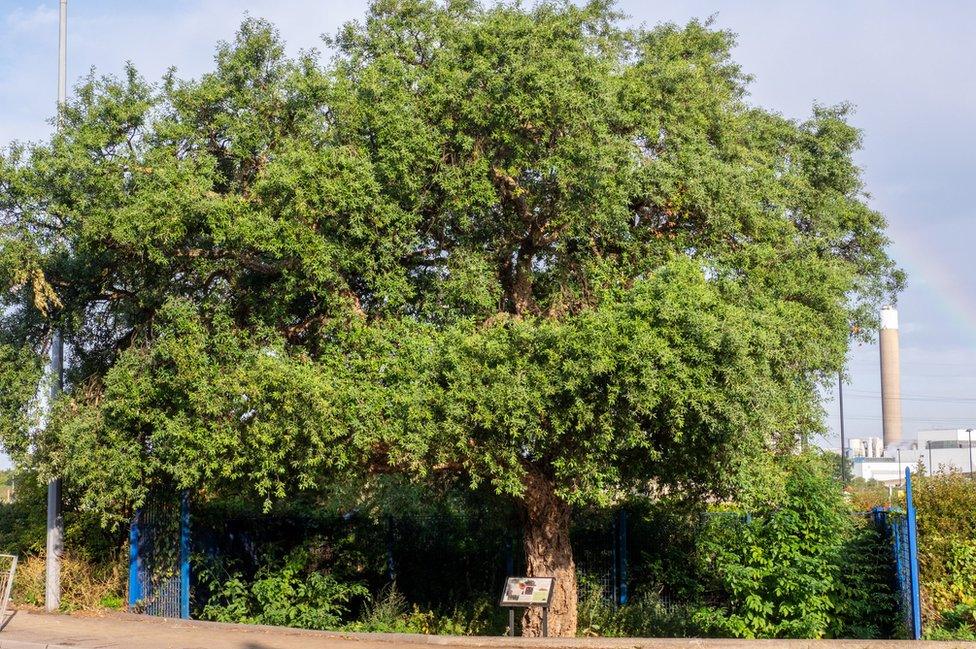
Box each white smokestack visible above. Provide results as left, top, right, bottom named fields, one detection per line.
left=879, top=306, right=903, bottom=449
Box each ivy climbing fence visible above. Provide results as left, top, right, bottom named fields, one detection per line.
left=872, top=467, right=923, bottom=640
left=128, top=491, right=190, bottom=619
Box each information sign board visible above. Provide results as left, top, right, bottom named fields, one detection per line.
left=499, top=576, right=555, bottom=607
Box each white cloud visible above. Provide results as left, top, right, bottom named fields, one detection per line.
left=5, top=4, right=58, bottom=31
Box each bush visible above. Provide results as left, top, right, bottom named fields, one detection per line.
left=692, top=451, right=896, bottom=639
left=0, top=472, right=46, bottom=555
left=844, top=478, right=891, bottom=512
left=910, top=470, right=976, bottom=637
left=345, top=583, right=491, bottom=635
left=13, top=552, right=125, bottom=612
left=199, top=549, right=368, bottom=629
left=925, top=603, right=976, bottom=641
left=577, top=585, right=699, bottom=638
left=576, top=576, right=621, bottom=637
left=831, top=514, right=899, bottom=639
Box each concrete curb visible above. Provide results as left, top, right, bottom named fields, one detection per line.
left=5, top=611, right=976, bottom=649
left=94, top=613, right=976, bottom=648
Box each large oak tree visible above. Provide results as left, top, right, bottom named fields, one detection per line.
left=0, top=1, right=901, bottom=636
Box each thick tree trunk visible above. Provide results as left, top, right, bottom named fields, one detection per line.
left=520, top=470, right=577, bottom=637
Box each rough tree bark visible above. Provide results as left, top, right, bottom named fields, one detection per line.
left=520, top=469, right=577, bottom=637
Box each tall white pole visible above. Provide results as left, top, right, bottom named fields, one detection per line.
left=58, top=0, right=67, bottom=107
left=45, top=0, right=67, bottom=613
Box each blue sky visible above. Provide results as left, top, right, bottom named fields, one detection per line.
left=2, top=0, right=975, bottom=455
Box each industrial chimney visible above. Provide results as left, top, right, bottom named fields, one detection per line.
left=879, top=306, right=903, bottom=449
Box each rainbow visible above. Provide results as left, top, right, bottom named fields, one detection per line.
left=888, top=220, right=976, bottom=347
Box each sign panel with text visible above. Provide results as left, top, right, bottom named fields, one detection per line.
left=499, top=577, right=555, bottom=607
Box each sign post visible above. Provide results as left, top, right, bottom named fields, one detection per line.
left=499, top=577, right=555, bottom=637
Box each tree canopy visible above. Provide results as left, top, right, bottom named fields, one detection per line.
left=0, top=0, right=901, bottom=635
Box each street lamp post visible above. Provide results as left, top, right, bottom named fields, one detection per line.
left=45, top=0, right=67, bottom=613
left=968, top=429, right=973, bottom=478
left=838, top=370, right=847, bottom=482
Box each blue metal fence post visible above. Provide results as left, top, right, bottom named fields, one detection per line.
left=179, top=491, right=190, bottom=619
left=905, top=468, right=922, bottom=640
left=611, top=515, right=618, bottom=608
left=618, top=510, right=628, bottom=606
left=128, top=510, right=142, bottom=609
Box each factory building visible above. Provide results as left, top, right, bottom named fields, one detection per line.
left=849, top=430, right=976, bottom=482
left=843, top=306, right=976, bottom=483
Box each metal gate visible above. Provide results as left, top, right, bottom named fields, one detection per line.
left=128, top=491, right=190, bottom=619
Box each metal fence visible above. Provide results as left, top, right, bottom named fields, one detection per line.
left=574, top=510, right=628, bottom=607
left=126, top=487, right=915, bottom=637
left=128, top=491, right=190, bottom=619
left=872, top=468, right=922, bottom=640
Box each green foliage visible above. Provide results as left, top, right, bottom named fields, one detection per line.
left=0, top=344, right=42, bottom=462
left=845, top=477, right=892, bottom=512
left=198, top=546, right=492, bottom=635
left=347, top=583, right=413, bottom=633
left=345, top=584, right=492, bottom=635
left=910, top=471, right=976, bottom=638
left=199, top=549, right=368, bottom=629
left=692, top=451, right=896, bottom=639
left=0, top=0, right=900, bottom=520
left=925, top=603, right=976, bottom=641
left=0, top=3, right=902, bottom=635
left=831, top=515, right=899, bottom=639
left=0, top=468, right=123, bottom=559
left=0, top=470, right=46, bottom=554
left=578, top=585, right=699, bottom=638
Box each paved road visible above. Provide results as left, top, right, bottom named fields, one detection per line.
left=1, top=610, right=974, bottom=649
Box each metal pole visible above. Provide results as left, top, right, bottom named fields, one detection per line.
left=58, top=0, right=67, bottom=106
left=905, top=468, right=923, bottom=639
left=45, top=0, right=68, bottom=613
left=897, top=448, right=902, bottom=487
left=618, top=509, right=628, bottom=606
left=838, top=370, right=847, bottom=482
left=45, top=341, right=64, bottom=613
left=610, top=517, right=617, bottom=608
left=179, top=492, right=190, bottom=619
left=127, top=511, right=142, bottom=609
left=962, top=427, right=973, bottom=475
left=542, top=607, right=548, bottom=637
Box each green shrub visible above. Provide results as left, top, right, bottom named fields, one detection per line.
left=830, top=515, right=899, bottom=639
left=911, top=470, right=976, bottom=638
left=576, top=576, right=621, bottom=637
left=924, top=603, right=976, bottom=641
left=693, top=451, right=895, bottom=639
left=844, top=478, right=891, bottom=512
left=199, top=549, right=368, bottom=629
left=345, top=583, right=491, bottom=635
left=577, top=585, right=700, bottom=638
